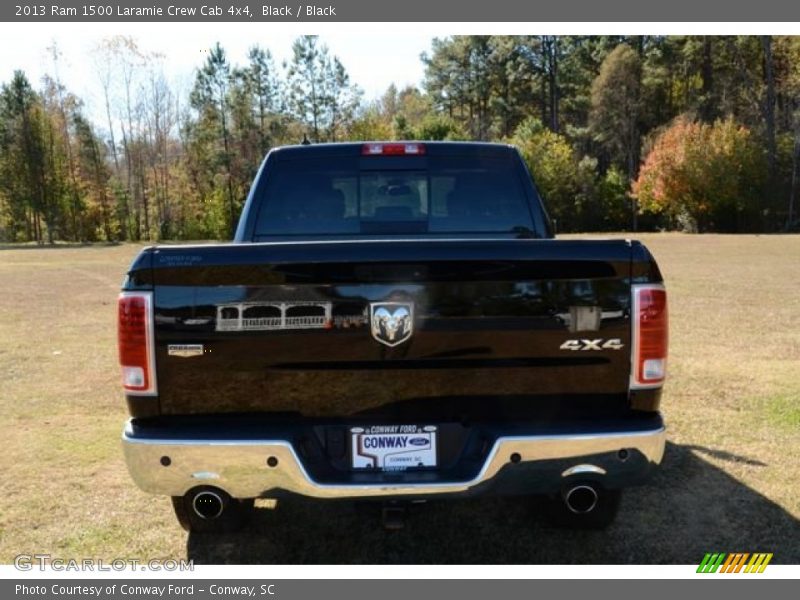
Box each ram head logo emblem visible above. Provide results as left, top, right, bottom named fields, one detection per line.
left=370, top=302, right=414, bottom=347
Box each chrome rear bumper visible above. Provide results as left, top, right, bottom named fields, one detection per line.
left=122, top=419, right=665, bottom=499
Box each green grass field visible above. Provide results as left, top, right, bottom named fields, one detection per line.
left=0, top=233, right=798, bottom=564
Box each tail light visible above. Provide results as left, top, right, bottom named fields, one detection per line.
left=118, top=291, right=157, bottom=395
left=631, top=284, right=668, bottom=388
left=362, top=143, right=426, bottom=156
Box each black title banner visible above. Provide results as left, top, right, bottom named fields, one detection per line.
left=4, top=0, right=800, bottom=22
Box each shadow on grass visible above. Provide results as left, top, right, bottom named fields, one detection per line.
left=186, top=442, right=799, bottom=564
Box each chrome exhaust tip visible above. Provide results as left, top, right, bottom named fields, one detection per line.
left=564, top=484, right=599, bottom=514
left=192, top=490, right=224, bottom=520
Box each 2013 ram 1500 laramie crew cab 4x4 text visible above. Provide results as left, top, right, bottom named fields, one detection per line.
left=119, top=142, right=668, bottom=532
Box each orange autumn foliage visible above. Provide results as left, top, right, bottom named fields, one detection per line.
left=633, top=116, right=767, bottom=231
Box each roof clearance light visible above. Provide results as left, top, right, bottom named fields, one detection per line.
left=362, top=143, right=426, bottom=156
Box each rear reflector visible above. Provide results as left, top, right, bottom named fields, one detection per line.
left=118, top=291, right=157, bottom=395
left=631, top=284, right=668, bottom=388
left=362, top=143, right=426, bottom=156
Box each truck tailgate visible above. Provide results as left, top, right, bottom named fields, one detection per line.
left=144, top=239, right=635, bottom=420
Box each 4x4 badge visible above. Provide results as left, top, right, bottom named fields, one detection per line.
left=560, top=338, right=625, bottom=351
left=370, top=302, right=414, bottom=347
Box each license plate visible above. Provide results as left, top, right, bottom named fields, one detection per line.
left=350, top=425, right=437, bottom=471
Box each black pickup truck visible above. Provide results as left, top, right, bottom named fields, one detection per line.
left=119, top=142, right=668, bottom=532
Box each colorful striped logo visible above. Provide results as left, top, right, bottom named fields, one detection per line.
left=697, top=553, right=773, bottom=573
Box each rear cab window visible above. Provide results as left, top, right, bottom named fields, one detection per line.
left=250, top=144, right=547, bottom=240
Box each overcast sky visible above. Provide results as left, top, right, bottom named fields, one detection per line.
left=0, top=23, right=433, bottom=125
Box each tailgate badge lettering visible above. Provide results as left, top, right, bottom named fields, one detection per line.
left=370, top=302, right=414, bottom=347
left=168, top=344, right=204, bottom=358
left=560, top=338, right=624, bottom=351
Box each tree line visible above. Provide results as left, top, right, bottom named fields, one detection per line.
left=1, top=35, right=798, bottom=243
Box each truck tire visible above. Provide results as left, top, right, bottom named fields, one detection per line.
left=545, top=486, right=621, bottom=530
left=171, top=487, right=254, bottom=533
